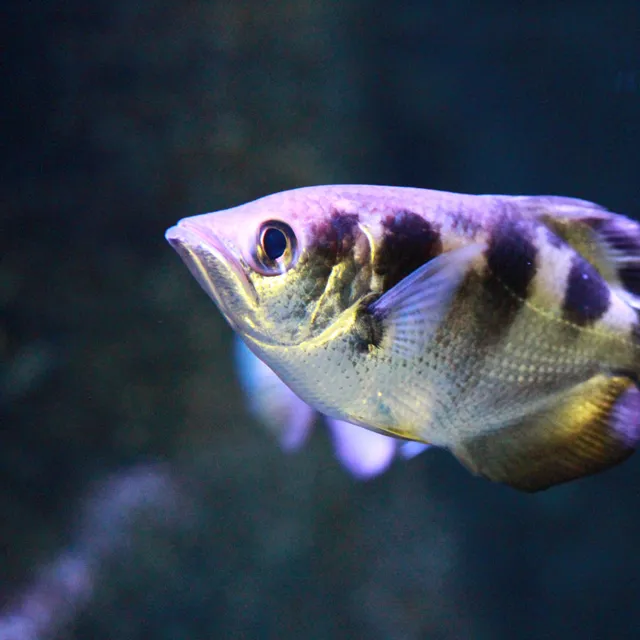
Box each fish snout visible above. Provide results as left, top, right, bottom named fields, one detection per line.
left=165, top=219, right=258, bottom=323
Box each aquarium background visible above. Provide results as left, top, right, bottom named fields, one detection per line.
left=3, top=1, right=640, bottom=638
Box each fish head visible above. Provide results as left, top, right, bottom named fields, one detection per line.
left=165, top=187, right=375, bottom=347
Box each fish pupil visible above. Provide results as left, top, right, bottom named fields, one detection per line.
left=262, top=227, right=287, bottom=260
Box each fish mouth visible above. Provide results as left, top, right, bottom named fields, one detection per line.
left=165, top=220, right=259, bottom=333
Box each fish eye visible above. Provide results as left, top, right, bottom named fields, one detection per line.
left=262, top=226, right=287, bottom=260
left=255, top=220, right=297, bottom=274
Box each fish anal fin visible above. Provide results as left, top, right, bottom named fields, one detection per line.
left=452, top=375, right=640, bottom=492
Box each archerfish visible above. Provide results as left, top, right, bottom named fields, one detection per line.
left=166, top=185, right=640, bottom=492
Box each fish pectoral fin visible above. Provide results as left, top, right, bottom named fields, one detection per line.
left=451, top=375, right=640, bottom=492
left=366, top=243, right=485, bottom=359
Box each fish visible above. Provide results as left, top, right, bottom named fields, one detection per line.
left=166, top=185, right=640, bottom=492
left=233, top=335, right=430, bottom=479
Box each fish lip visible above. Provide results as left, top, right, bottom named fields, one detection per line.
left=165, top=220, right=258, bottom=324
left=166, top=219, right=235, bottom=264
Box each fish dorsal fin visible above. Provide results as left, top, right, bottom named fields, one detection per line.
left=367, top=243, right=485, bottom=359
left=512, top=195, right=640, bottom=309
left=451, top=374, right=640, bottom=492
